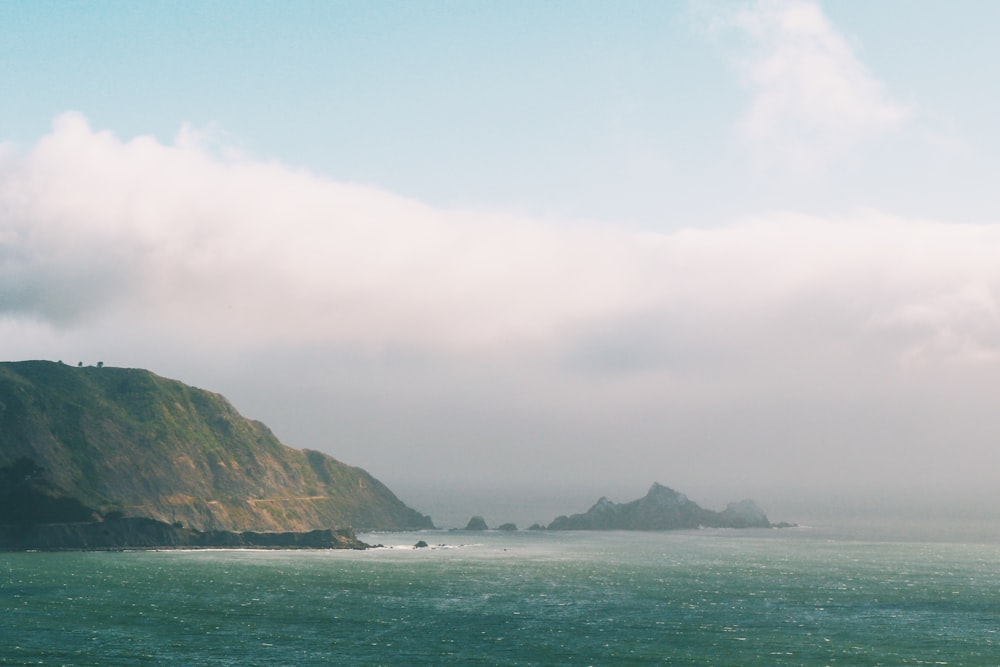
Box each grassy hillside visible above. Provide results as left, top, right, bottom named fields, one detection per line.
left=0, top=361, right=433, bottom=531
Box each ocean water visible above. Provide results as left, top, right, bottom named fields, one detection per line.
left=1, top=527, right=999, bottom=666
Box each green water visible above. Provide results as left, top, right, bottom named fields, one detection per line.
left=1, top=528, right=998, bottom=665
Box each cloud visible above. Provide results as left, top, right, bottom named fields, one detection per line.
left=0, top=113, right=653, bottom=347
left=4, top=114, right=1000, bottom=513
left=717, top=0, right=908, bottom=173
left=2, top=113, right=1000, bottom=377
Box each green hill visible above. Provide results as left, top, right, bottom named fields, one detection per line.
left=0, top=361, right=433, bottom=532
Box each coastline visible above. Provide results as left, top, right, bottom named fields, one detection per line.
left=0, top=517, right=370, bottom=552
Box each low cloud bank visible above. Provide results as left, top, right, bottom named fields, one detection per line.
left=3, top=114, right=999, bottom=513
left=4, top=114, right=998, bottom=367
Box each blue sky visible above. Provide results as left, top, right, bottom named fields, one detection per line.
left=6, top=0, right=999, bottom=227
left=3, top=1, right=1000, bottom=526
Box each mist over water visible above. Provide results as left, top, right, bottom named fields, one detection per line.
left=394, top=479, right=1000, bottom=545
left=393, top=483, right=603, bottom=531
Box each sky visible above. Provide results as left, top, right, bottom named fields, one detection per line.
left=2, top=1, right=1000, bottom=527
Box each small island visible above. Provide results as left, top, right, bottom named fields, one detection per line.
left=546, top=483, right=774, bottom=531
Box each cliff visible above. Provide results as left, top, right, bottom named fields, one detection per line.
left=0, top=361, right=433, bottom=532
left=547, top=483, right=771, bottom=530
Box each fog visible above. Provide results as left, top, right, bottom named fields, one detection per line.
left=3, top=116, right=1000, bottom=528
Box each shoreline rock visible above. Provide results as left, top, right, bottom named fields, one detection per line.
left=461, top=516, right=488, bottom=531
left=0, top=517, right=369, bottom=551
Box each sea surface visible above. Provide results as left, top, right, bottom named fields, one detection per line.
left=2, top=526, right=999, bottom=665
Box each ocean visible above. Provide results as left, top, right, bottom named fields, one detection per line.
left=1, top=525, right=998, bottom=665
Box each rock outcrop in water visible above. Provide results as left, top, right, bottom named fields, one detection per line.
left=0, top=360, right=433, bottom=534
left=462, top=516, right=489, bottom=530
left=547, top=483, right=771, bottom=530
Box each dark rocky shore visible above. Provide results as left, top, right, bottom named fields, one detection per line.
left=0, top=517, right=369, bottom=551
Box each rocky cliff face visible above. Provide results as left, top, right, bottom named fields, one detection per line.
left=547, top=483, right=771, bottom=530
left=0, top=361, right=433, bottom=532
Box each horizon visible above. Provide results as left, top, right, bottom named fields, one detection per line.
left=3, top=2, right=1000, bottom=533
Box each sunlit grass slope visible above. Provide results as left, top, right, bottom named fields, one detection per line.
left=0, top=361, right=432, bottom=531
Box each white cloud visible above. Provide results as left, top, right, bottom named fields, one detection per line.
left=0, top=113, right=653, bottom=347
left=5, top=114, right=1000, bottom=512
left=3, top=113, right=1000, bottom=376
left=720, top=0, right=908, bottom=173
